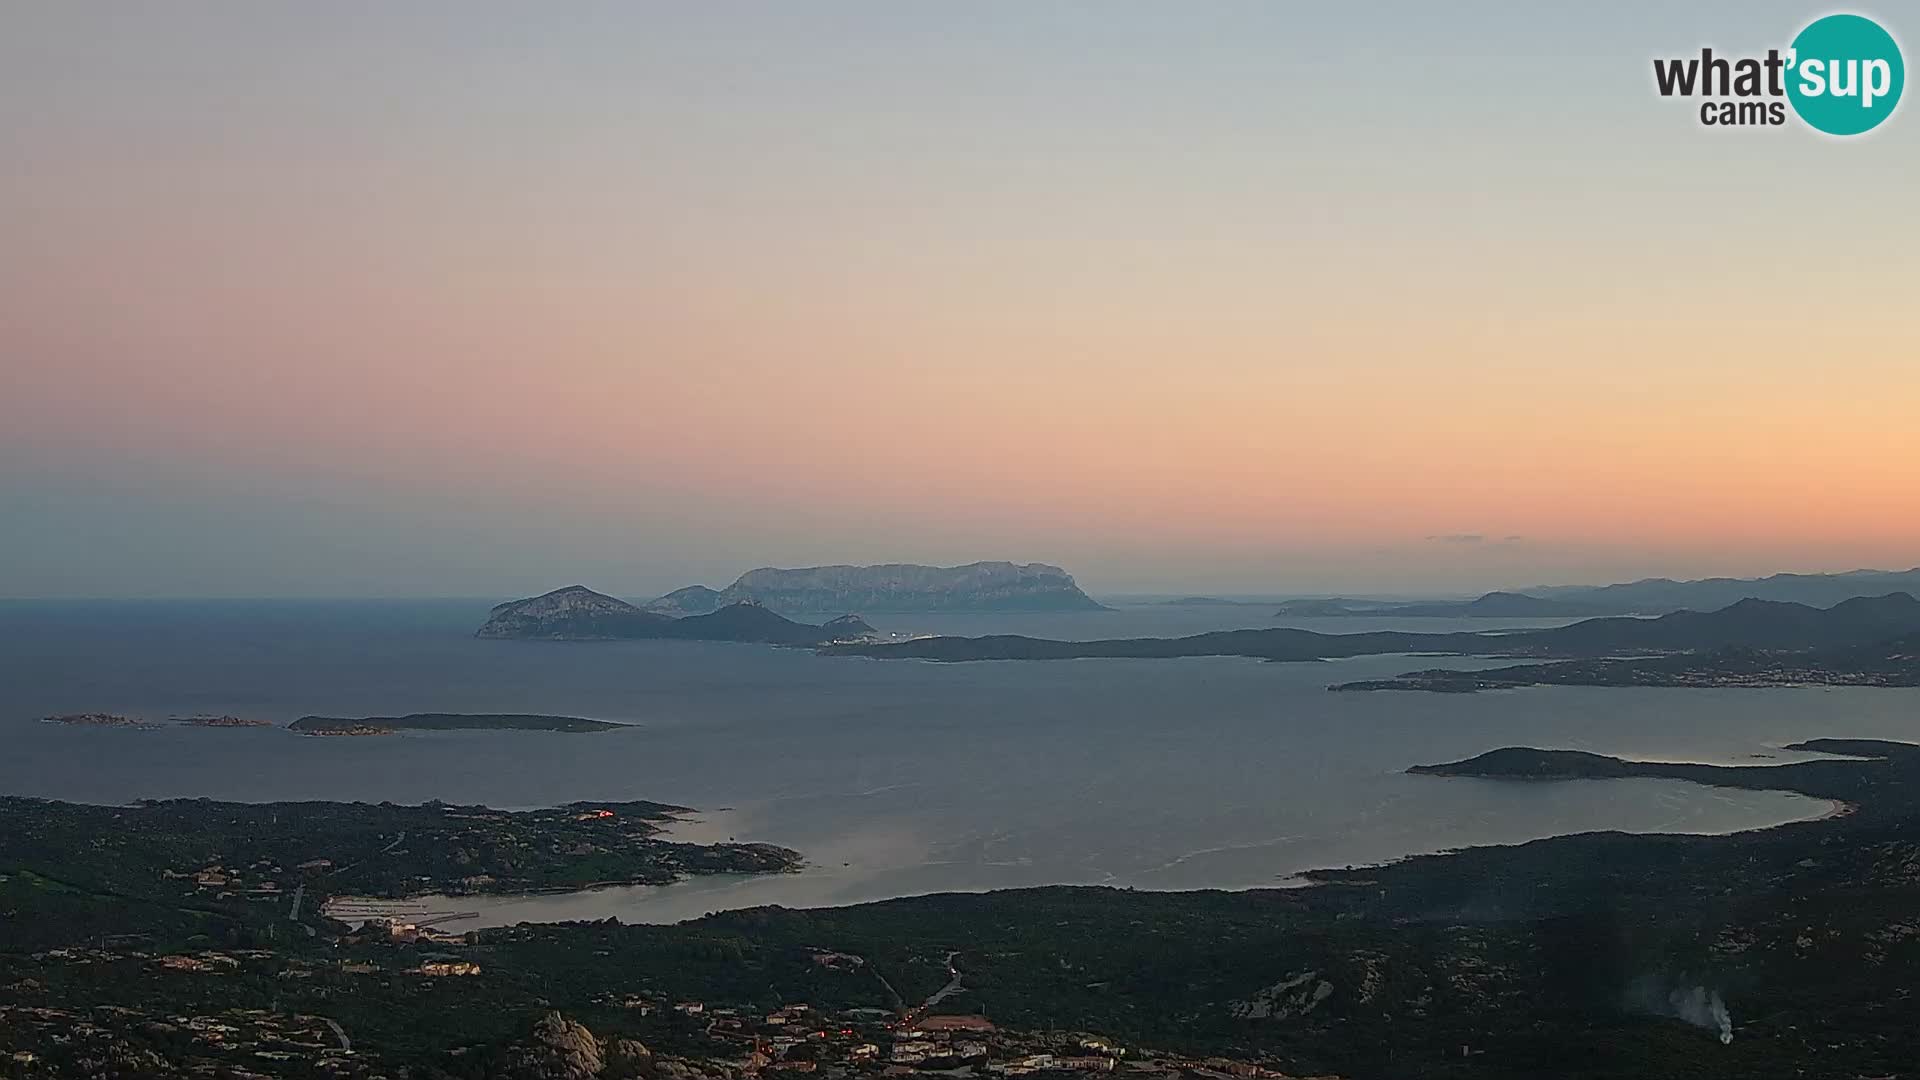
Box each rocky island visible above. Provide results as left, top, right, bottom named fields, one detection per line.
left=477, top=585, right=875, bottom=644
left=1401, top=740, right=1886, bottom=813
left=648, top=560, right=1106, bottom=615
left=171, top=713, right=274, bottom=727
left=41, top=713, right=160, bottom=729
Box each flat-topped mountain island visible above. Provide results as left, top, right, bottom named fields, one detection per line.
left=645, top=560, right=1107, bottom=615
left=477, top=561, right=1103, bottom=642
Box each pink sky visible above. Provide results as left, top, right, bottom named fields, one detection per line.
left=3, top=4, right=1916, bottom=597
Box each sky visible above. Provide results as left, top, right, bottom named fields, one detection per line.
left=2, top=2, right=1917, bottom=599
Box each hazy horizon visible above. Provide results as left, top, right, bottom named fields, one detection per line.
left=4, top=555, right=1920, bottom=604
left=5, top=2, right=1917, bottom=599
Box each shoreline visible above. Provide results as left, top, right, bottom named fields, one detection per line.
left=1818, top=797, right=1858, bottom=821
left=343, top=776, right=1834, bottom=929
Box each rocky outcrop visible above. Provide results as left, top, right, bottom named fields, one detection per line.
left=604, top=1038, right=654, bottom=1079
left=476, top=586, right=673, bottom=640
left=709, top=561, right=1104, bottom=614
left=1229, top=970, right=1335, bottom=1020
left=502, top=1012, right=604, bottom=1080
left=500, top=1015, right=730, bottom=1080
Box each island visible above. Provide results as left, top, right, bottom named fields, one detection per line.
left=1405, top=740, right=1883, bottom=796
left=41, top=712, right=160, bottom=729
left=650, top=561, right=1107, bottom=615
left=289, top=712, right=626, bottom=735
left=171, top=713, right=274, bottom=727
left=477, top=585, right=877, bottom=644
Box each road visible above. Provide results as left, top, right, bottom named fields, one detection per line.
left=325, top=831, right=407, bottom=881
left=324, top=1018, right=351, bottom=1052
left=901, top=952, right=965, bottom=1026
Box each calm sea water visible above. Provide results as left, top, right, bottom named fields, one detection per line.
left=3, top=598, right=1911, bottom=924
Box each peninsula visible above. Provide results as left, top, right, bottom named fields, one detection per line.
left=0, top=794, right=800, bottom=922
left=1333, top=632, right=1920, bottom=692
left=826, top=592, right=1920, bottom=665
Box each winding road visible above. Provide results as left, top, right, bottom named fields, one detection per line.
left=901, top=952, right=965, bottom=1026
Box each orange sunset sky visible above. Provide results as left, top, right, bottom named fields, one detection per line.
left=2, top=3, right=1916, bottom=597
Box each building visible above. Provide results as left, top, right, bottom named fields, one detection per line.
left=415, top=961, right=481, bottom=977
left=916, top=1014, right=996, bottom=1033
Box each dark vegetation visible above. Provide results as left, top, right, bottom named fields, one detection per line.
left=8, top=742, right=1920, bottom=1077
left=828, top=593, right=1920, bottom=666
left=0, top=795, right=798, bottom=944
left=1335, top=632, right=1920, bottom=692
left=1272, top=592, right=1615, bottom=618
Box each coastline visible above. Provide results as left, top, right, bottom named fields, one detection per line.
left=1818, top=798, right=1858, bottom=821
left=359, top=773, right=1835, bottom=930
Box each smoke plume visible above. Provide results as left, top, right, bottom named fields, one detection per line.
left=1667, top=985, right=1732, bottom=1044
left=1626, top=975, right=1733, bottom=1044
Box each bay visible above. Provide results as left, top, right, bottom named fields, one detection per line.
left=2, top=598, right=1900, bottom=924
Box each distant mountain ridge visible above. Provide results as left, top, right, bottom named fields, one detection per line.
left=1273, top=567, right=1920, bottom=619
left=1335, top=629, right=1920, bottom=693
left=476, top=586, right=874, bottom=645
left=1513, top=593, right=1920, bottom=653
left=1528, top=567, right=1920, bottom=612
left=648, top=561, right=1104, bottom=615
left=1273, top=592, right=1612, bottom=618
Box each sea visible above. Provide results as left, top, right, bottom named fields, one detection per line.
left=3, top=597, right=1911, bottom=925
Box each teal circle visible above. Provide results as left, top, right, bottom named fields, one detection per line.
left=1786, top=14, right=1904, bottom=135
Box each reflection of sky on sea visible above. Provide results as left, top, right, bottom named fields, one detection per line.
left=3, top=600, right=1895, bottom=925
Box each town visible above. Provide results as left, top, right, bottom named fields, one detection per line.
left=0, top=936, right=1339, bottom=1080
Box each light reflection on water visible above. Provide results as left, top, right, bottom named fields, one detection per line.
left=3, top=599, right=1906, bottom=924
